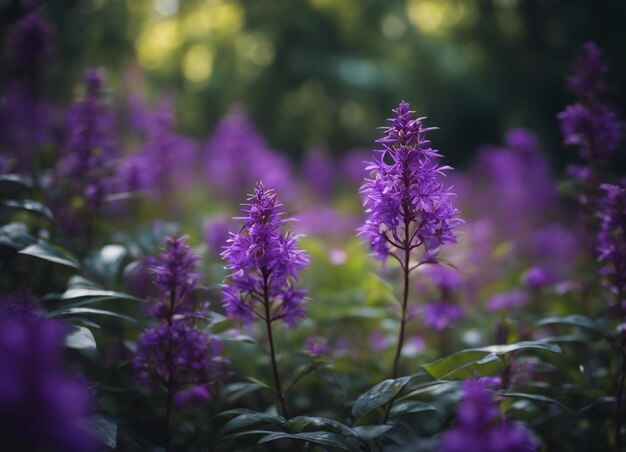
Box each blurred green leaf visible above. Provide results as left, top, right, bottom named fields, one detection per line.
left=19, top=242, right=80, bottom=269
left=220, top=410, right=286, bottom=434
left=496, top=391, right=571, bottom=413
left=92, top=415, right=117, bottom=449
left=0, top=223, right=37, bottom=249
left=49, top=307, right=137, bottom=324
left=1, top=199, right=53, bottom=220
left=258, top=431, right=353, bottom=451
left=0, top=174, right=33, bottom=189
left=538, top=315, right=608, bottom=336
left=352, top=376, right=410, bottom=420
left=354, top=424, right=393, bottom=441
left=389, top=400, right=437, bottom=418
left=65, top=325, right=97, bottom=354
left=287, top=416, right=357, bottom=437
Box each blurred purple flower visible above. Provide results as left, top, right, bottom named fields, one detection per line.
left=120, top=99, right=197, bottom=196
left=302, top=147, right=336, bottom=199
left=421, top=264, right=464, bottom=292
left=567, top=42, right=608, bottom=104
left=340, top=149, right=369, bottom=183
left=358, top=101, right=460, bottom=261
left=204, top=105, right=297, bottom=202
left=221, top=183, right=309, bottom=327
left=0, top=313, right=96, bottom=451
left=293, top=205, right=359, bottom=239
left=439, top=379, right=537, bottom=452
left=596, top=183, right=626, bottom=308
left=487, top=290, right=528, bottom=311
left=523, top=266, right=555, bottom=289
left=305, top=337, right=328, bottom=356
left=369, top=330, right=389, bottom=353
left=6, top=6, right=53, bottom=81
left=203, top=214, right=235, bottom=255
left=559, top=103, right=622, bottom=160
left=423, top=301, right=464, bottom=331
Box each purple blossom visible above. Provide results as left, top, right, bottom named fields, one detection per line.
left=302, top=147, right=336, bottom=199
left=120, top=98, right=197, bottom=196
left=358, top=101, right=460, bottom=261
left=203, top=215, right=235, bottom=255
left=221, top=183, right=309, bottom=327
left=487, top=290, right=528, bottom=312
left=0, top=312, right=96, bottom=451
left=147, top=235, right=202, bottom=320
left=558, top=103, right=622, bottom=159
left=305, top=337, right=329, bottom=356
left=558, top=42, right=623, bottom=163
left=423, top=301, right=464, bottom=331
left=134, top=235, right=226, bottom=405
left=567, top=42, right=608, bottom=103
left=439, top=379, right=537, bottom=452
left=6, top=6, right=54, bottom=81
left=596, top=183, right=626, bottom=308
left=203, top=105, right=297, bottom=202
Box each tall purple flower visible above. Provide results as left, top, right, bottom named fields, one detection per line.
left=203, top=105, right=297, bottom=202
left=221, top=182, right=309, bottom=416
left=134, top=235, right=225, bottom=446
left=558, top=42, right=623, bottom=173
left=221, top=183, right=309, bottom=327
left=359, top=102, right=460, bottom=386
left=0, top=300, right=96, bottom=452
left=358, top=101, right=460, bottom=261
left=439, top=379, right=537, bottom=452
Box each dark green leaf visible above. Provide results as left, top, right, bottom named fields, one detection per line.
left=389, top=400, right=437, bottom=418
left=1, top=199, right=53, bottom=220
left=258, top=431, right=351, bottom=451
left=49, top=307, right=137, bottom=324
left=352, top=377, right=410, bottom=420
left=93, top=415, right=117, bottom=449
left=287, top=416, right=357, bottom=437
left=0, top=222, right=37, bottom=249
left=424, top=342, right=561, bottom=380
left=354, top=424, right=393, bottom=441
left=0, top=173, right=33, bottom=189
left=19, top=242, right=79, bottom=268
left=65, top=325, right=97, bottom=354
left=221, top=410, right=286, bottom=434
left=538, top=315, right=607, bottom=336
left=496, top=391, right=571, bottom=413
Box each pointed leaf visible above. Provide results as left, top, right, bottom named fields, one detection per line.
left=258, top=431, right=352, bottom=451
left=354, top=424, right=393, bottom=441
left=19, top=242, right=79, bottom=268
left=389, top=400, right=437, bottom=418
left=538, top=315, right=607, bottom=336
left=1, top=199, right=53, bottom=220
left=49, top=307, right=137, bottom=324
left=92, top=415, right=117, bottom=449
left=65, top=325, right=97, bottom=353
left=352, top=377, right=410, bottom=420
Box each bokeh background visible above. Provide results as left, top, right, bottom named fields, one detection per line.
left=2, top=0, right=625, bottom=170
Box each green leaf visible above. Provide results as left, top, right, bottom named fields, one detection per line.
left=258, top=431, right=352, bottom=451
left=389, top=400, right=437, bottom=418
left=496, top=391, right=571, bottom=413
left=49, top=307, right=137, bottom=324
left=352, top=377, right=410, bottom=420
left=19, top=242, right=79, bottom=268
left=287, top=416, right=357, bottom=438
left=538, top=315, right=607, bottom=336
left=354, top=424, right=393, bottom=441
left=92, top=415, right=117, bottom=449
left=1, top=199, right=53, bottom=220
left=0, top=222, right=37, bottom=249
left=221, top=382, right=265, bottom=403
left=220, top=410, right=286, bottom=434
left=65, top=325, right=97, bottom=354
left=423, top=341, right=561, bottom=380
left=0, top=173, right=32, bottom=188
left=61, top=288, right=140, bottom=302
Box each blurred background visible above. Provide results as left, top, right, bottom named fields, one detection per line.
left=1, top=0, right=625, bottom=170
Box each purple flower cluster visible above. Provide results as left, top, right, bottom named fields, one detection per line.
left=119, top=98, right=197, bottom=197
left=302, top=147, right=336, bottom=199
left=439, top=379, right=537, bottom=452
left=0, top=296, right=96, bottom=452
left=134, top=235, right=225, bottom=404
left=6, top=5, right=54, bottom=81
left=358, top=101, right=460, bottom=261
left=221, top=183, right=309, bottom=327
left=420, top=265, right=465, bottom=331
left=558, top=42, right=622, bottom=164
left=204, top=105, right=297, bottom=202
left=59, top=69, right=117, bottom=211
left=596, top=183, right=626, bottom=310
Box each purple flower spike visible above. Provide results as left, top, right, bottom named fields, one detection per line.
left=134, top=235, right=226, bottom=407
left=358, top=101, right=461, bottom=262
left=221, top=182, right=310, bottom=327
left=439, top=379, right=537, bottom=452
